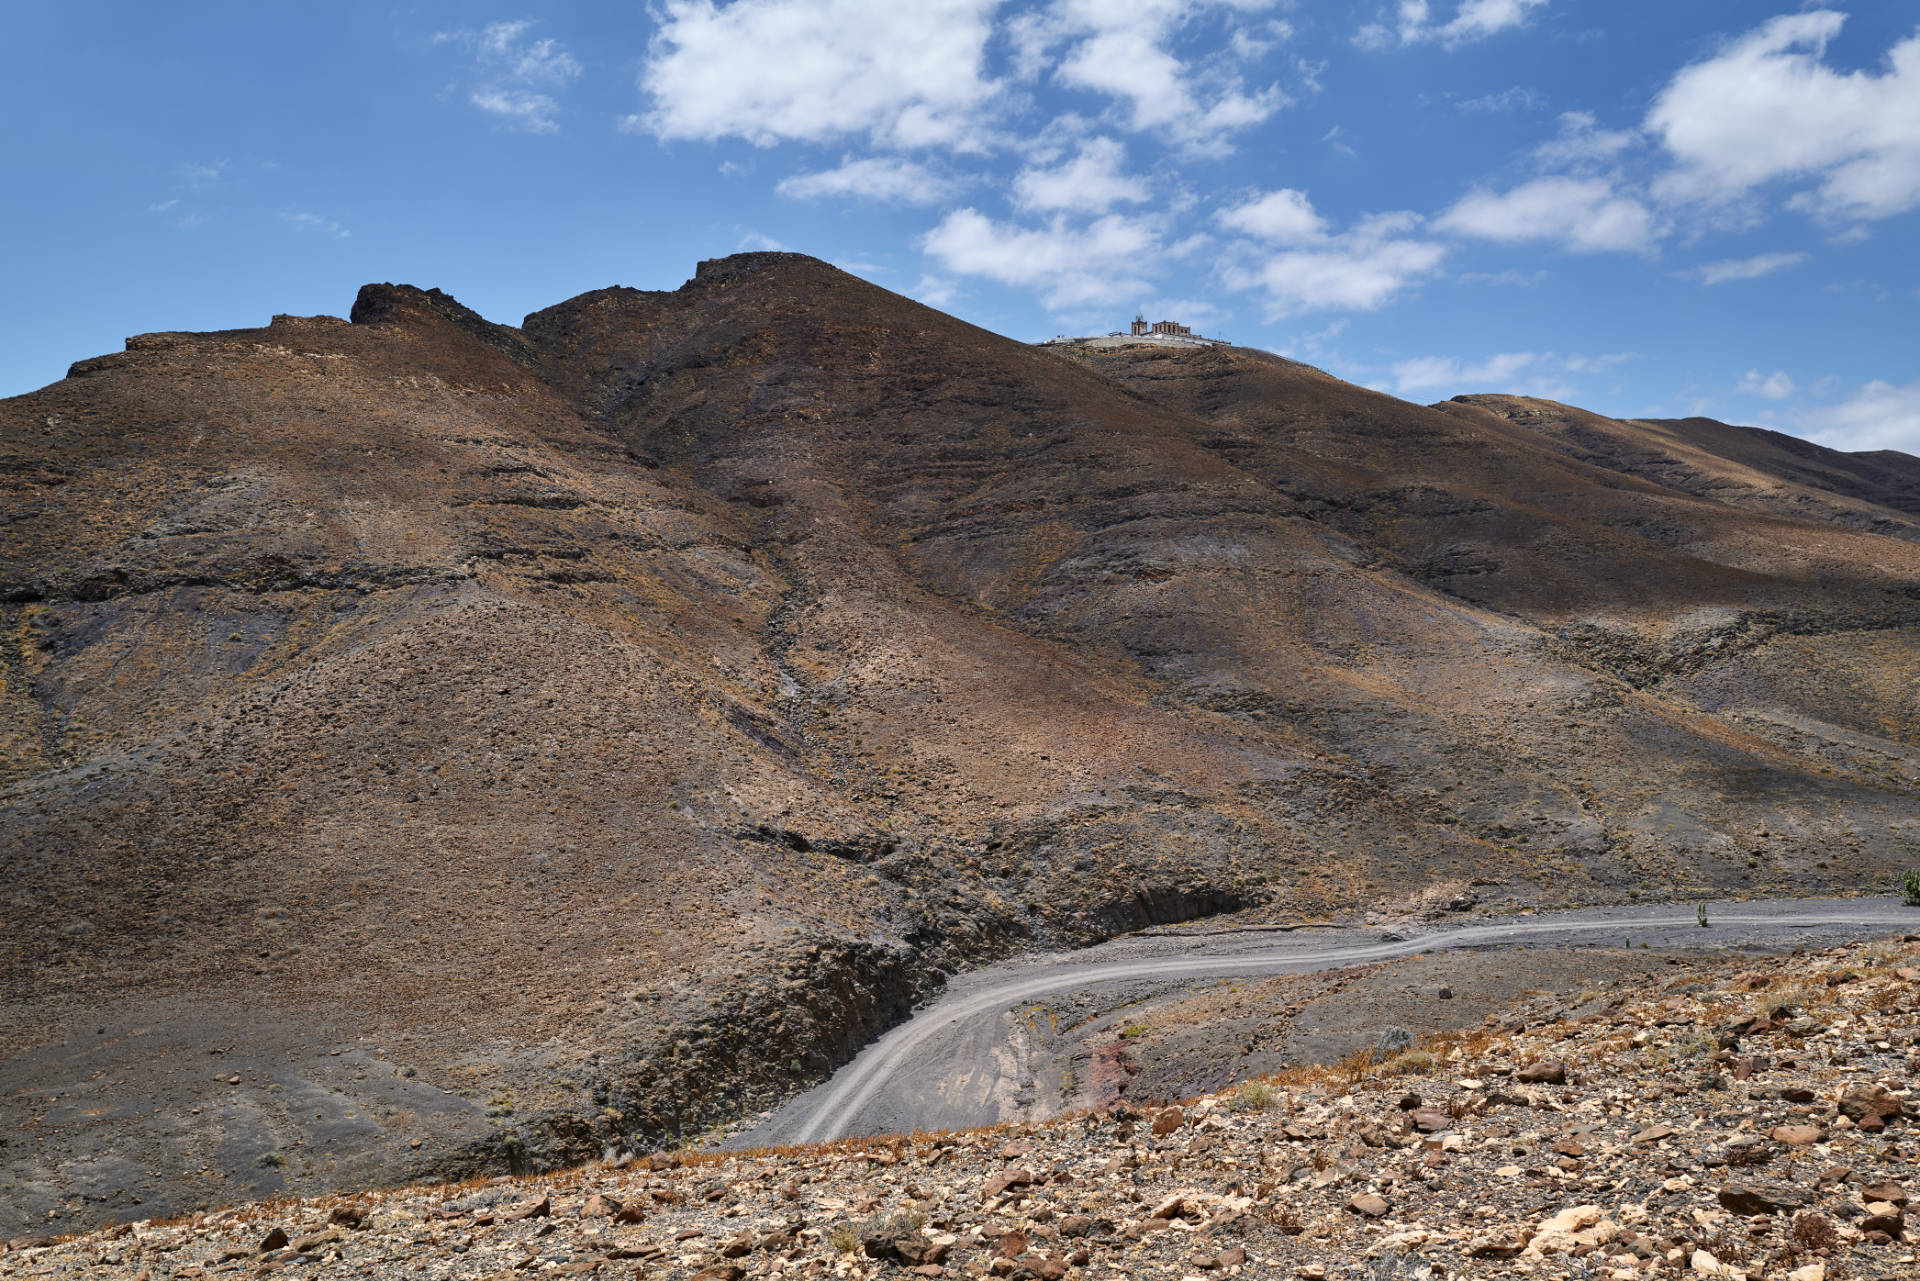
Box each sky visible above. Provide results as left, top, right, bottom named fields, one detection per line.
left=4, top=2, right=1919, bottom=454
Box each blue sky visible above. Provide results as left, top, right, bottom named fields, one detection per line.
left=5, top=2, right=1919, bottom=452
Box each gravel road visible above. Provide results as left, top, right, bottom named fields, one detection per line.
left=736, top=897, right=1918, bottom=1147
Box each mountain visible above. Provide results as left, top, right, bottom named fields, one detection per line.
left=3, top=253, right=1916, bottom=1230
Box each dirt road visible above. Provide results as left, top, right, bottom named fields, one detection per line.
left=737, top=897, right=1917, bottom=1146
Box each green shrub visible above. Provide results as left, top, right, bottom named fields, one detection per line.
left=1228, top=1081, right=1275, bottom=1111
left=1900, top=868, right=1920, bottom=907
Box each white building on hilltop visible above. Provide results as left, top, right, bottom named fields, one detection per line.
left=1037, top=312, right=1225, bottom=350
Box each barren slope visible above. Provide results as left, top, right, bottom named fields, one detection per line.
left=2, top=254, right=1917, bottom=1230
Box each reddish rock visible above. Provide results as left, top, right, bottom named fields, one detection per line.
left=1411, top=1109, right=1450, bottom=1133
left=502, top=1195, right=550, bottom=1222
left=325, top=1206, right=364, bottom=1229
left=1349, top=1193, right=1391, bottom=1218
left=580, top=1193, right=622, bottom=1218
left=1861, top=1181, right=1907, bottom=1206
left=1151, top=1106, right=1187, bottom=1137
left=1219, top=1247, right=1249, bottom=1267
left=982, top=1168, right=1034, bottom=1199
left=1770, top=1125, right=1822, bottom=1146
left=1517, top=1059, right=1568, bottom=1085
left=993, top=1231, right=1028, bottom=1259
left=258, top=1228, right=289, bottom=1253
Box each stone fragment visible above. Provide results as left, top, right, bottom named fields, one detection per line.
left=325, top=1206, right=364, bottom=1229
left=1837, top=1085, right=1902, bottom=1129
left=1717, top=1184, right=1809, bottom=1216
left=1632, top=1124, right=1675, bottom=1144
left=1517, top=1059, right=1568, bottom=1084
left=1770, top=1124, right=1821, bottom=1146
left=613, top=1204, right=646, bottom=1225
left=895, top=1239, right=950, bottom=1266
left=1058, top=1215, right=1092, bottom=1238
left=992, top=1231, right=1028, bottom=1259
left=1151, top=1106, right=1187, bottom=1137
left=1348, top=1193, right=1390, bottom=1218
left=503, top=1196, right=550, bottom=1221
left=687, top=1267, right=743, bottom=1281
left=1538, top=1205, right=1602, bottom=1235
left=1691, top=1247, right=1722, bottom=1274
left=1861, top=1180, right=1907, bottom=1206
left=1466, top=1226, right=1530, bottom=1257
left=1788, top=1265, right=1825, bottom=1281
left=1149, top=1194, right=1191, bottom=1221
left=982, top=1168, right=1033, bottom=1199
left=1411, top=1109, right=1450, bottom=1133
left=720, top=1233, right=754, bottom=1258
left=258, top=1228, right=289, bottom=1254
left=1860, top=1207, right=1905, bottom=1235
left=580, top=1194, right=622, bottom=1218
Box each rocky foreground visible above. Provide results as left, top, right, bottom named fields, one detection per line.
left=7, top=934, right=1917, bottom=1281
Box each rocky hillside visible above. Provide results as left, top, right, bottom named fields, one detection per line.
left=3, top=253, right=1919, bottom=1228
left=6, top=934, right=1915, bottom=1279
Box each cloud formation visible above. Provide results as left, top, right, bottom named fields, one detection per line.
left=921, top=207, right=1164, bottom=308
left=1800, top=378, right=1920, bottom=453
left=1739, top=369, right=1795, bottom=400
left=638, top=0, right=1003, bottom=149
left=1695, top=252, right=1809, bottom=286
left=1360, top=0, right=1550, bottom=50
left=1437, top=176, right=1658, bottom=253
left=778, top=157, right=960, bottom=205
left=436, top=19, right=582, bottom=134
left=1220, top=201, right=1449, bottom=317
left=1012, top=137, right=1150, bottom=214
left=1647, top=11, right=1920, bottom=223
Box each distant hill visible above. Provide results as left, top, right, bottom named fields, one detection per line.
left=4, top=253, right=1917, bottom=1230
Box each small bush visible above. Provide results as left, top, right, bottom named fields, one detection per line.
left=1381, top=1049, right=1437, bottom=1077
left=828, top=1223, right=862, bottom=1254
left=1899, top=867, right=1920, bottom=907
left=1228, top=1081, right=1275, bottom=1111
left=254, top=1152, right=284, bottom=1169
left=1119, top=1024, right=1149, bottom=1040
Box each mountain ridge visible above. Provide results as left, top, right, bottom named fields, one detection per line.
left=2, top=253, right=1916, bottom=1231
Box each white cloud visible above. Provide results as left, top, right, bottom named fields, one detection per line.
left=1695, top=251, right=1810, bottom=286
left=1394, top=350, right=1541, bottom=393
left=1012, top=137, right=1150, bottom=214
left=777, top=156, right=960, bottom=205
left=1390, top=348, right=1630, bottom=399
left=1740, top=369, right=1795, bottom=400
left=436, top=19, right=582, bottom=134
left=1384, top=0, right=1551, bottom=48
left=1799, top=379, right=1920, bottom=453
left=1532, top=111, right=1637, bottom=168
left=637, top=0, right=1002, bottom=150
left=1011, top=1, right=1289, bottom=154
left=1216, top=188, right=1327, bottom=244
left=1222, top=209, right=1448, bottom=317
left=1647, top=12, right=1920, bottom=223
left=1436, top=176, right=1658, bottom=253
left=739, top=231, right=794, bottom=252
left=921, top=207, right=1164, bottom=308
left=281, top=211, right=349, bottom=239
left=470, top=88, right=565, bottom=133
left=1457, top=85, right=1545, bottom=113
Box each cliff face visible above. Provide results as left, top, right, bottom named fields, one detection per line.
left=3, top=254, right=1917, bottom=1229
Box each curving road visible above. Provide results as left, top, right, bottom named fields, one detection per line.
left=735, top=897, right=1917, bottom=1147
